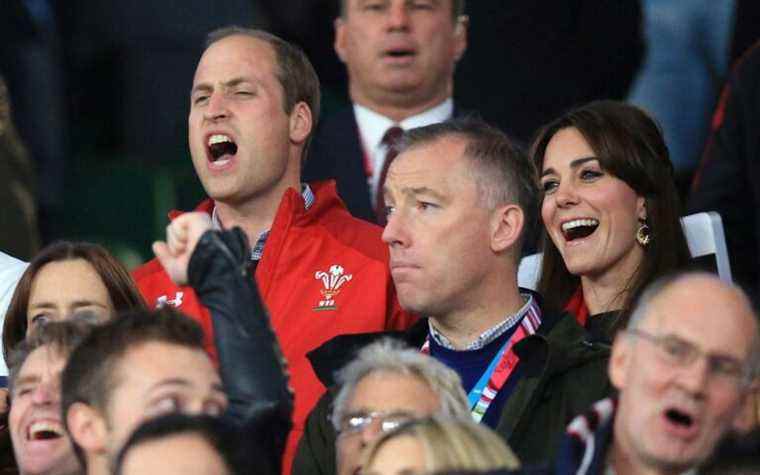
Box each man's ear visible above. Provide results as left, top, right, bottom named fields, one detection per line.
left=731, top=384, right=759, bottom=433
left=452, top=15, right=468, bottom=62
left=609, top=335, right=631, bottom=391
left=289, top=101, right=312, bottom=145
left=334, top=17, right=348, bottom=64
left=490, top=204, right=523, bottom=253
left=66, top=402, right=109, bottom=455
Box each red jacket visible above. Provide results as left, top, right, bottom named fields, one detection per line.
left=133, top=181, right=415, bottom=474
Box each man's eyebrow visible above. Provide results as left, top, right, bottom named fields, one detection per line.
left=191, top=77, right=255, bottom=95
left=190, top=83, right=212, bottom=96
left=224, top=77, right=254, bottom=88
left=404, top=186, right=446, bottom=201
left=541, top=156, right=598, bottom=177
left=13, top=374, right=40, bottom=390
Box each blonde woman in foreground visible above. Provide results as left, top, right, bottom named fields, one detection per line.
left=359, top=417, right=520, bottom=475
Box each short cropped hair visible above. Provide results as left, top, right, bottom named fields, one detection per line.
left=8, top=319, right=96, bottom=395
left=61, top=308, right=206, bottom=462
left=331, top=339, right=470, bottom=432
left=113, top=414, right=258, bottom=475
left=204, top=26, right=321, bottom=160
left=397, top=117, right=539, bottom=249
left=340, top=0, right=466, bottom=21
left=361, top=416, right=520, bottom=472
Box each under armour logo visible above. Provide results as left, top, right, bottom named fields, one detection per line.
left=156, top=292, right=184, bottom=309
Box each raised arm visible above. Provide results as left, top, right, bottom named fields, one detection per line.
left=154, top=212, right=292, bottom=472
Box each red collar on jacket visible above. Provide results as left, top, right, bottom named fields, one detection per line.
left=565, top=286, right=590, bottom=327
left=166, top=180, right=350, bottom=226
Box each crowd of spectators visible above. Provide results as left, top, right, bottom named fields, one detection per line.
left=1, top=1, right=760, bottom=474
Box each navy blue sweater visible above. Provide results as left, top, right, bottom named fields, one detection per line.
left=428, top=325, right=524, bottom=428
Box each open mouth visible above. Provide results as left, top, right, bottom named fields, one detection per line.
left=27, top=421, right=64, bottom=441
left=665, top=408, right=694, bottom=428
left=207, top=134, right=238, bottom=164
left=383, top=48, right=416, bottom=60
left=561, top=218, right=599, bottom=241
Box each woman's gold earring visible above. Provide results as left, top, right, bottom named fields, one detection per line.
left=636, top=222, right=651, bottom=247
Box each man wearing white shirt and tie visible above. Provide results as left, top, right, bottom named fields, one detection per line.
left=303, top=0, right=467, bottom=223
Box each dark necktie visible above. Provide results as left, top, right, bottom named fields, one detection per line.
left=375, top=126, right=404, bottom=225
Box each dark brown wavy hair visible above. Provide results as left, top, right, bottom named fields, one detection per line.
left=530, top=101, right=690, bottom=327
left=3, top=241, right=146, bottom=364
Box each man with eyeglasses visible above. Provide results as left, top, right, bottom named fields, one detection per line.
left=556, top=272, right=760, bottom=475
left=302, top=338, right=470, bottom=475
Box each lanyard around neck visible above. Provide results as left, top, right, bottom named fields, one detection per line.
left=421, top=303, right=542, bottom=422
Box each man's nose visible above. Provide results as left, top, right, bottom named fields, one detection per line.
left=387, top=3, right=411, bottom=30
left=31, top=381, right=58, bottom=406
left=358, top=418, right=385, bottom=446
left=675, top=356, right=710, bottom=398
left=381, top=210, right=410, bottom=248
left=204, top=92, right=229, bottom=121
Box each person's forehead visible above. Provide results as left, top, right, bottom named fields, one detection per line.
left=368, top=434, right=426, bottom=473
left=33, top=258, right=101, bottom=286
left=19, top=345, right=65, bottom=378
left=390, top=137, right=470, bottom=184
left=642, top=278, right=756, bottom=356
left=348, top=370, right=438, bottom=412
left=29, top=259, right=110, bottom=304
left=194, top=35, right=278, bottom=84
left=344, top=0, right=455, bottom=14
left=116, top=341, right=218, bottom=386
left=542, top=127, right=596, bottom=170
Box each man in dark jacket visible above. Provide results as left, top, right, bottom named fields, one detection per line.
left=294, top=118, right=612, bottom=474
left=556, top=272, right=759, bottom=475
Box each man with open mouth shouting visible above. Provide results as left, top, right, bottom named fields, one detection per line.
left=557, top=272, right=760, bottom=475
left=131, top=26, right=415, bottom=475
left=303, top=0, right=468, bottom=224
left=7, top=320, right=93, bottom=475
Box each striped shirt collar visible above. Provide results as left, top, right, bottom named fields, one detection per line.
left=428, top=292, right=538, bottom=351
left=211, top=183, right=315, bottom=261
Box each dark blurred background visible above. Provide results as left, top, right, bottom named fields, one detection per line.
left=0, top=0, right=757, bottom=268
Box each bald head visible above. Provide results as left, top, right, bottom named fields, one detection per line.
left=628, top=273, right=759, bottom=372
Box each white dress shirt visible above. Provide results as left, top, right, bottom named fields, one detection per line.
left=353, top=99, right=454, bottom=203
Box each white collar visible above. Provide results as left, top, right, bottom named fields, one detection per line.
left=353, top=98, right=454, bottom=153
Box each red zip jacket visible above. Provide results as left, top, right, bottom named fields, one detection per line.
left=132, top=181, right=415, bottom=474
